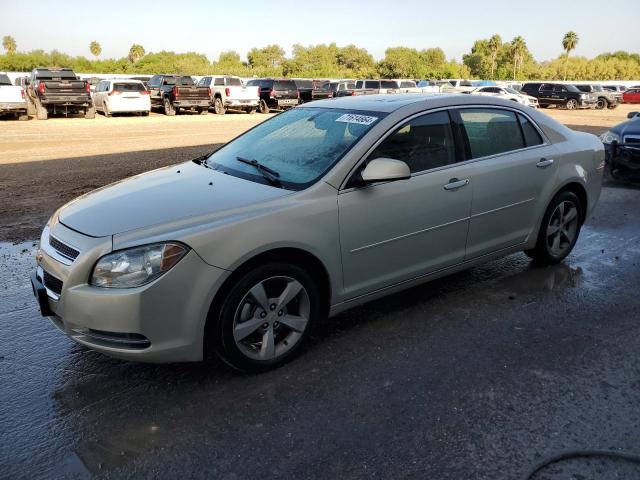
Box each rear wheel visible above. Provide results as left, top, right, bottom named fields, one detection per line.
left=596, top=98, right=608, bottom=110
left=211, top=262, right=322, bottom=372
left=35, top=99, right=48, bottom=120
left=259, top=99, right=270, bottom=114
left=102, top=102, right=111, bottom=117
left=525, top=191, right=582, bottom=265
left=163, top=98, right=176, bottom=116
left=565, top=98, right=578, bottom=110
left=142, top=111, right=150, bottom=116
left=213, top=97, right=226, bottom=115
left=85, top=105, right=96, bottom=119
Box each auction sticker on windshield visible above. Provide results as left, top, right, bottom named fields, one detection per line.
left=335, top=113, right=378, bottom=125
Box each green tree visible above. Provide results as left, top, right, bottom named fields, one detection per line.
left=128, top=44, right=145, bottom=63
left=2, top=36, right=17, bottom=54
left=247, top=44, right=285, bottom=76
left=488, top=34, right=502, bottom=79
left=562, top=31, right=579, bottom=80
left=510, top=36, right=527, bottom=80
left=89, top=41, right=101, bottom=59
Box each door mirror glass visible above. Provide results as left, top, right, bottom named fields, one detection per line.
left=361, top=158, right=411, bottom=183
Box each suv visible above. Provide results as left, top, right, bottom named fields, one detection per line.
left=147, top=75, right=210, bottom=116
left=245, top=79, right=299, bottom=113
left=293, top=79, right=333, bottom=103
left=575, top=84, right=620, bottom=110
left=520, top=82, right=597, bottom=110
left=26, top=68, right=94, bottom=120
left=197, top=75, right=259, bottom=114
left=327, top=80, right=357, bottom=97
left=353, top=79, right=400, bottom=95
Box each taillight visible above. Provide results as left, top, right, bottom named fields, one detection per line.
left=225, top=87, right=230, bottom=97
left=38, top=82, right=45, bottom=94
left=257, top=87, right=261, bottom=96
left=208, top=87, right=212, bottom=98
left=140, top=89, right=149, bottom=95
left=20, top=88, right=25, bottom=99
left=85, top=82, right=90, bottom=93
left=269, top=88, right=275, bottom=98
left=172, top=86, right=179, bottom=98
left=297, top=90, right=300, bottom=99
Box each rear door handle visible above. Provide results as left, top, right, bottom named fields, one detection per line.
left=444, top=178, right=470, bottom=191
left=536, top=158, right=554, bottom=168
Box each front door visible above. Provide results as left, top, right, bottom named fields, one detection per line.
left=338, top=110, right=473, bottom=299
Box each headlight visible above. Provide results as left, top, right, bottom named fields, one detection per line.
left=579, top=93, right=587, bottom=99
left=599, top=130, right=620, bottom=144
left=91, top=243, right=188, bottom=288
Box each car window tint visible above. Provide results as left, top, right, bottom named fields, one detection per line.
left=381, top=81, right=397, bottom=89
left=356, top=81, right=363, bottom=89
left=214, top=77, right=224, bottom=86
left=518, top=114, right=543, bottom=147
left=227, top=77, right=242, bottom=86
left=459, top=108, right=525, bottom=158
left=369, top=111, right=456, bottom=174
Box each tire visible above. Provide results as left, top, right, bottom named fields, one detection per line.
left=596, top=98, right=608, bottom=110
left=213, top=97, right=226, bottom=115
left=524, top=191, right=583, bottom=265
left=35, top=99, right=48, bottom=120
left=210, top=262, right=323, bottom=372
left=84, top=105, right=96, bottom=119
left=17, top=112, right=29, bottom=121
left=142, top=111, right=150, bottom=117
left=163, top=97, right=176, bottom=116
left=259, top=99, right=270, bottom=114
left=102, top=101, right=111, bottom=117
left=565, top=98, right=578, bottom=110
left=247, top=107, right=256, bottom=114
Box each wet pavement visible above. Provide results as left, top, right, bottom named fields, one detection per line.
left=1, top=183, right=640, bottom=480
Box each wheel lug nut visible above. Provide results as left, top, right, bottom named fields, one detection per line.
left=278, top=310, right=283, bottom=316
left=270, top=304, right=276, bottom=311
left=274, top=321, right=280, bottom=327
left=262, top=322, right=269, bottom=329
left=260, top=312, right=266, bottom=318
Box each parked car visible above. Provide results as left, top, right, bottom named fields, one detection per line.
left=389, top=80, right=422, bottom=93
left=416, top=80, right=441, bottom=93
left=26, top=68, right=94, bottom=120
left=245, top=78, right=299, bottom=113
left=293, top=79, right=333, bottom=103
left=520, top=82, right=597, bottom=110
left=92, top=79, right=151, bottom=117
left=575, top=84, right=620, bottom=109
left=467, top=86, right=539, bottom=108
left=197, top=75, right=259, bottom=114
left=327, top=80, right=357, bottom=97
left=32, top=94, right=603, bottom=372
left=437, top=79, right=476, bottom=92
left=353, top=79, right=400, bottom=95
left=0, top=73, right=28, bottom=120
left=602, top=85, right=627, bottom=94
left=600, top=110, right=640, bottom=180
left=147, top=74, right=210, bottom=116
left=622, top=87, right=640, bottom=104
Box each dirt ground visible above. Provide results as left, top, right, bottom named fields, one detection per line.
left=0, top=104, right=636, bottom=242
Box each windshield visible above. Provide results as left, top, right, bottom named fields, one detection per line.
left=0, top=74, right=11, bottom=85
left=205, top=107, right=385, bottom=190
left=113, top=82, right=145, bottom=92
left=504, top=87, right=520, bottom=95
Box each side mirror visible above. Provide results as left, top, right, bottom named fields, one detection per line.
left=628, top=112, right=639, bottom=119
left=361, top=158, right=411, bottom=184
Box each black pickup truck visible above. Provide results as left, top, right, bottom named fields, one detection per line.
left=246, top=79, right=299, bottom=113
left=147, top=75, right=210, bottom=115
left=293, top=79, right=333, bottom=103
left=26, top=68, right=94, bottom=120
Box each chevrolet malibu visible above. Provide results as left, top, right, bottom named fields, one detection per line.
left=32, top=94, right=604, bottom=371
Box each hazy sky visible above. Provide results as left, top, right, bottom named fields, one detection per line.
left=1, top=0, right=638, bottom=62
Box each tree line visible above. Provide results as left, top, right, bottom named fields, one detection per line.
left=2, top=33, right=639, bottom=80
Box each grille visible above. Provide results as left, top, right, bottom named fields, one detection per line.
left=43, top=271, right=63, bottom=295
left=49, top=235, right=79, bottom=261
left=623, top=136, right=640, bottom=146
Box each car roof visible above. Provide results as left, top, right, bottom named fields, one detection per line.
left=304, top=93, right=478, bottom=113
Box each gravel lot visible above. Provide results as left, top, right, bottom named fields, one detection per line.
left=0, top=104, right=636, bottom=242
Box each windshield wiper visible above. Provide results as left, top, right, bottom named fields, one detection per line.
left=235, top=157, right=282, bottom=187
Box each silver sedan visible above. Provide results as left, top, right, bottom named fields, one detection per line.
left=32, top=94, right=604, bottom=371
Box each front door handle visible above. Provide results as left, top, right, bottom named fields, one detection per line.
left=536, top=158, right=555, bottom=168
left=444, top=178, right=470, bottom=191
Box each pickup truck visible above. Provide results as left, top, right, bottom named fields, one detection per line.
left=245, top=79, right=299, bottom=113
left=0, top=73, right=28, bottom=120
left=197, top=75, right=259, bottom=114
left=293, top=79, right=334, bottom=103
left=26, top=68, right=94, bottom=120
left=352, top=79, right=400, bottom=95
left=575, top=84, right=620, bottom=110
left=147, top=74, right=210, bottom=116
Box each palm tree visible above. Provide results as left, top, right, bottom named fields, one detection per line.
left=562, top=31, right=579, bottom=80
left=89, top=41, right=102, bottom=59
left=488, top=34, right=502, bottom=79
left=2, top=35, right=17, bottom=54
left=511, top=36, right=526, bottom=80
left=128, top=44, right=146, bottom=63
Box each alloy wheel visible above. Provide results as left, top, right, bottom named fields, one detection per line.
left=546, top=200, right=579, bottom=257
left=233, top=276, right=310, bottom=361
left=566, top=99, right=578, bottom=110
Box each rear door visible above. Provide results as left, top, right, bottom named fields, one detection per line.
left=147, top=75, right=163, bottom=106
left=338, top=110, right=474, bottom=298
left=458, top=107, right=558, bottom=258
left=539, top=84, right=555, bottom=105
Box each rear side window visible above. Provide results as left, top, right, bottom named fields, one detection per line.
left=214, top=77, right=225, bottom=86
left=518, top=114, right=543, bottom=147
left=369, top=111, right=457, bottom=174
left=459, top=109, right=525, bottom=158
left=178, top=76, right=194, bottom=86
left=381, top=81, right=398, bottom=89
left=198, top=77, right=211, bottom=86
left=148, top=75, right=161, bottom=87
left=365, top=81, right=379, bottom=89
left=356, top=81, right=364, bottom=89
left=113, top=82, right=145, bottom=92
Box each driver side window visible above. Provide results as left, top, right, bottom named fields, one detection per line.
left=368, top=111, right=457, bottom=174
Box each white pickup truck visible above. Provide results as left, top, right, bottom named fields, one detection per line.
left=0, top=73, right=28, bottom=120
left=197, top=75, right=260, bottom=114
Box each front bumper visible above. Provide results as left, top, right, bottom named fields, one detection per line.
left=605, top=143, right=640, bottom=172
left=32, top=218, right=230, bottom=363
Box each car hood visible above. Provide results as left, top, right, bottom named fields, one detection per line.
left=611, top=117, right=640, bottom=137
left=58, top=160, right=292, bottom=237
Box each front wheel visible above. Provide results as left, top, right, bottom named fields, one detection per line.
left=525, top=191, right=582, bottom=265
left=596, top=98, right=608, bottom=110
left=565, top=99, right=578, bottom=110
left=213, top=97, right=225, bottom=115
left=210, top=263, right=323, bottom=372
